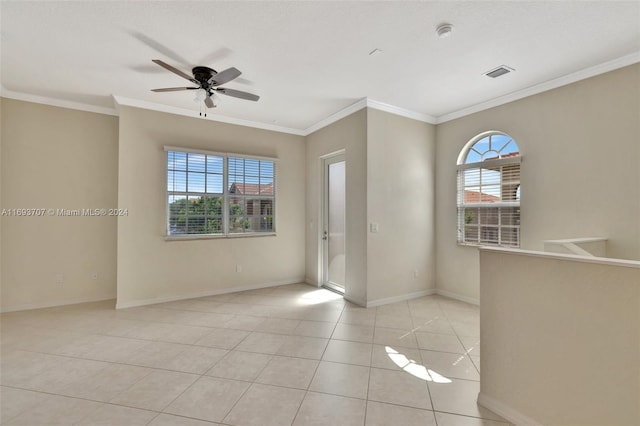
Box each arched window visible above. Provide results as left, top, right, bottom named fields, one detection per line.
left=457, top=131, right=521, bottom=247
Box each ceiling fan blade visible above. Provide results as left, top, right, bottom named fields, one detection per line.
left=216, top=88, right=260, bottom=101
left=132, top=32, right=190, bottom=65
left=204, top=95, right=215, bottom=108
left=209, top=67, right=241, bottom=86
left=151, top=87, right=199, bottom=92
left=152, top=60, right=196, bottom=83
left=198, top=47, right=232, bottom=66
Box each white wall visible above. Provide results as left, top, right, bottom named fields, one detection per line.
left=117, top=106, right=306, bottom=308
left=479, top=247, right=640, bottom=425
left=1, top=99, right=119, bottom=311
left=305, top=109, right=368, bottom=305
left=435, top=64, right=640, bottom=303
left=366, top=108, right=436, bottom=303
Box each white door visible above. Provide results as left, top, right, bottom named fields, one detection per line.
left=322, top=153, right=346, bottom=293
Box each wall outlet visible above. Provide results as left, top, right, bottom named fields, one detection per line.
left=236, top=264, right=242, bottom=273
left=92, top=272, right=99, bottom=281
left=370, top=222, right=379, bottom=233
left=55, top=274, right=64, bottom=284
left=413, top=270, right=419, bottom=278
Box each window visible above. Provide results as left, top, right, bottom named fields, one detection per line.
left=457, top=131, right=520, bottom=247
left=166, top=147, right=275, bottom=237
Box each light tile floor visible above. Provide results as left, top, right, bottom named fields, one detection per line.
left=0, top=284, right=511, bottom=425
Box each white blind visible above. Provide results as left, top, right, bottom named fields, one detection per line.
left=457, top=132, right=521, bottom=247
left=227, top=156, right=275, bottom=234
left=166, top=150, right=276, bottom=237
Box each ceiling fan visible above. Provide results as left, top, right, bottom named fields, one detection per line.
left=150, top=59, right=259, bottom=108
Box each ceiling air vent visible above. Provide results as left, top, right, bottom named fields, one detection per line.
left=484, top=65, right=514, bottom=78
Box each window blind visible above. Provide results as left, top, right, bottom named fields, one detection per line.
left=457, top=132, right=521, bottom=247
left=166, top=149, right=276, bottom=237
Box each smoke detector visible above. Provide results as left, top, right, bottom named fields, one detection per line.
left=436, top=23, right=453, bottom=38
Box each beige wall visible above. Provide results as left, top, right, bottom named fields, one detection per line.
left=305, top=109, right=368, bottom=305
left=479, top=248, right=640, bottom=425
left=3, top=63, right=638, bottom=312
left=305, top=108, right=436, bottom=306
left=116, top=106, right=305, bottom=307
left=435, top=64, right=640, bottom=303
left=1, top=99, right=119, bottom=311
left=366, top=108, right=436, bottom=303
left=1, top=98, right=3, bottom=302
left=0, top=98, right=3, bottom=303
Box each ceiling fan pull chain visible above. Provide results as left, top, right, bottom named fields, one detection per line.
left=198, top=101, right=207, bottom=118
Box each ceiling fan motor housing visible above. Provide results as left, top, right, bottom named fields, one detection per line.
left=192, top=66, right=217, bottom=88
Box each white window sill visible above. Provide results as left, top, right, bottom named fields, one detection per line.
left=165, top=232, right=276, bottom=241
left=457, top=242, right=520, bottom=249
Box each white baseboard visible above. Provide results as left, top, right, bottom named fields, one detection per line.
left=366, top=289, right=436, bottom=308
left=115, top=278, right=304, bottom=309
left=0, top=295, right=116, bottom=313
left=477, top=392, right=543, bottom=426
left=304, top=277, right=319, bottom=287
left=435, top=288, right=480, bottom=306
left=343, top=294, right=367, bottom=307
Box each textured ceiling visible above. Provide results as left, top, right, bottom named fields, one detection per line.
left=1, top=1, right=639, bottom=132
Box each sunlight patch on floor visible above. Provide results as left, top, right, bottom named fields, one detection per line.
left=296, top=289, right=342, bottom=306
left=386, top=346, right=452, bottom=383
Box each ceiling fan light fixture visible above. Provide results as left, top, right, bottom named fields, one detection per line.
left=193, top=88, right=206, bottom=102
left=436, top=23, right=453, bottom=38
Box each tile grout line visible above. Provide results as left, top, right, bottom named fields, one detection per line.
left=289, top=300, right=346, bottom=424
left=2, top=287, right=495, bottom=425
left=0, top=383, right=167, bottom=424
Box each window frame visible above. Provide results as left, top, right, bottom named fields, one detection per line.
left=164, top=146, right=277, bottom=240
left=456, top=131, right=521, bottom=247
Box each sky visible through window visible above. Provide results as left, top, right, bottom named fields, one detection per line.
left=463, top=134, right=519, bottom=199
left=464, top=134, right=518, bottom=164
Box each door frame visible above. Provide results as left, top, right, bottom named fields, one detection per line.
left=320, top=150, right=346, bottom=294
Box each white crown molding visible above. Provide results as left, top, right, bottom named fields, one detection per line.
left=1, top=85, right=118, bottom=116
left=302, top=97, right=437, bottom=136
left=112, top=95, right=306, bottom=136
left=437, top=51, right=640, bottom=124
left=365, top=99, right=437, bottom=124
left=3, top=52, right=637, bottom=133
left=303, top=98, right=368, bottom=135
